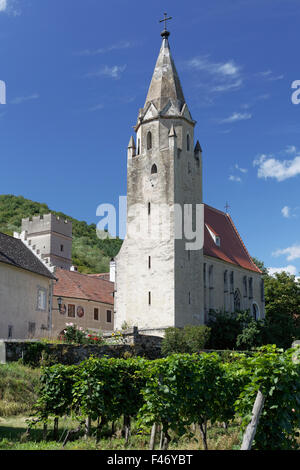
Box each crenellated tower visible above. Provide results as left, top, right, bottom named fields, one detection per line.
left=115, top=26, right=204, bottom=331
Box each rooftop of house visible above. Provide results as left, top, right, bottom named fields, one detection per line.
left=53, top=268, right=114, bottom=304
left=0, top=232, right=56, bottom=279
left=204, top=204, right=261, bottom=274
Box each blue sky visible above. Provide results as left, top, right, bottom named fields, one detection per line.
left=0, top=0, right=300, bottom=276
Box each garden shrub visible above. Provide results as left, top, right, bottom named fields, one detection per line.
left=35, top=347, right=300, bottom=449
left=161, top=325, right=211, bottom=356
left=234, top=345, right=300, bottom=450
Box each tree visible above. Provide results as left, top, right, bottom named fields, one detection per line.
left=263, top=272, right=300, bottom=348
left=161, top=325, right=211, bottom=356
left=251, top=257, right=269, bottom=277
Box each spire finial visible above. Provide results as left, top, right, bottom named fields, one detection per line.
left=225, top=202, right=231, bottom=214
left=159, top=12, right=172, bottom=38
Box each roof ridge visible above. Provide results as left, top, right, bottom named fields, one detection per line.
left=56, top=268, right=113, bottom=284
left=204, top=203, right=226, bottom=216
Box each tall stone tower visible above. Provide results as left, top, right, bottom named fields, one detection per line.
left=21, top=213, right=73, bottom=270
left=115, top=26, right=204, bottom=331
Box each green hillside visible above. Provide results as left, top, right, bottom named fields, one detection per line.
left=0, top=195, right=123, bottom=274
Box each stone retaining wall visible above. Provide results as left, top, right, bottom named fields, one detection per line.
left=0, top=328, right=163, bottom=365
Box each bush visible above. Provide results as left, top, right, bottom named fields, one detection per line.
left=208, top=311, right=265, bottom=350
left=34, top=347, right=300, bottom=450
left=234, top=345, right=300, bottom=450
left=161, top=325, right=211, bottom=356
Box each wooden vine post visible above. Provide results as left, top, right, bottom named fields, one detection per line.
left=149, top=423, right=157, bottom=450
left=240, top=390, right=265, bottom=450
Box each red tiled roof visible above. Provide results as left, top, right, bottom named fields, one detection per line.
left=53, top=268, right=114, bottom=304
left=87, top=273, right=110, bottom=281
left=204, top=204, right=261, bottom=274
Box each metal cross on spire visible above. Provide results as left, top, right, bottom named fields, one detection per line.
left=159, top=12, right=172, bottom=36
left=225, top=202, right=231, bottom=214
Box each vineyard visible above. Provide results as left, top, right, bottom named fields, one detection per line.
left=25, top=345, right=300, bottom=450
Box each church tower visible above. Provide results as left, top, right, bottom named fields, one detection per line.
left=115, top=24, right=204, bottom=331
left=21, top=214, right=73, bottom=271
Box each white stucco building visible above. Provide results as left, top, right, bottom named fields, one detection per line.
left=114, top=27, right=265, bottom=331
left=0, top=232, right=56, bottom=339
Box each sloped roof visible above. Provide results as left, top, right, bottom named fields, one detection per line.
left=204, top=205, right=261, bottom=274
left=0, top=232, right=55, bottom=279
left=144, top=36, right=185, bottom=112
left=53, top=268, right=114, bottom=304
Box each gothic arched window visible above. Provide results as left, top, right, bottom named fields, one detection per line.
left=248, top=277, right=253, bottom=299
left=234, top=289, right=241, bottom=312
left=243, top=276, right=248, bottom=297
left=224, top=270, right=229, bottom=312
left=151, top=164, right=157, bottom=174
left=147, top=131, right=152, bottom=150
left=224, top=270, right=228, bottom=292
left=230, top=271, right=234, bottom=293
left=187, top=134, right=190, bottom=151
left=209, top=265, right=214, bottom=311
left=252, top=303, right=259, bottom=321
left=261, top=279, right=265, bottom=302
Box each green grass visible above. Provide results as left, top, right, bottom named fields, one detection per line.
left=0, top=363, right=40, bottom=417
left=0, top=416, right=241, bottom=450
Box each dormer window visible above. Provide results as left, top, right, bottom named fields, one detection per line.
left=206, top=224, right=221, bottom=247
left=147, top=131, right=152, bottom=150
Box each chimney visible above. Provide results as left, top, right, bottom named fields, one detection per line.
left=110, top=258, right=116, bottom=283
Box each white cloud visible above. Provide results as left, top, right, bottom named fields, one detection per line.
left=85, top=65, right=127, bottom=80
left=220, top=112, right=252, bottom=124
left=281, top=206, right=291, bottom=218
left=89, top=103, right=104, bottom=112
left=0, top=0, right=7, bottom=12
left=253, top=151, right=300, bottom=181
left=267, top=265, right=298, bottom=277
left=285, top=145, right=297, bottom=155
left=0, top=0, right=20, bottom=16
left=272, top=244, right=300, bottom=262
left=211, top=79, right=243, bottom=93
left=186, top=55, right=243, bottom=94
left=187, top=56, right=241, bottom=77
left=76, top=41, right=134, bottom=56
left=11, top=93, right=39, bottom=104
left=229, top=175, right=242, bottom=182
left=235, top=164, right=248, bottom=174
left=257, top=70, right=284, bottom=81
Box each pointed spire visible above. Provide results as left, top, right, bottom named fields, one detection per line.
left=144, top=35, right=186, bottom=112
left=194, top=140, right=202, bottom=153
left=169, top=124, right=177, bottom=137
left=128, top=136, right=136, bottom=149
left=127, top=136, right=136, bottom=159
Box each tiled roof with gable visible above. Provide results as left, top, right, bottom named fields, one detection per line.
left=0, top=232, right=55, bottom=279
left=53, top=268, right=114, bottom=304
left=204, top=205, right=261, bottom=274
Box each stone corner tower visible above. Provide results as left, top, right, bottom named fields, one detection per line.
left=21, top=213, right=73, bottom=271
left=115, top=26, right=204, bottom=331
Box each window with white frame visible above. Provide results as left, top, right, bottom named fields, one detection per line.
left=37, top=287, right=47, bottom=311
